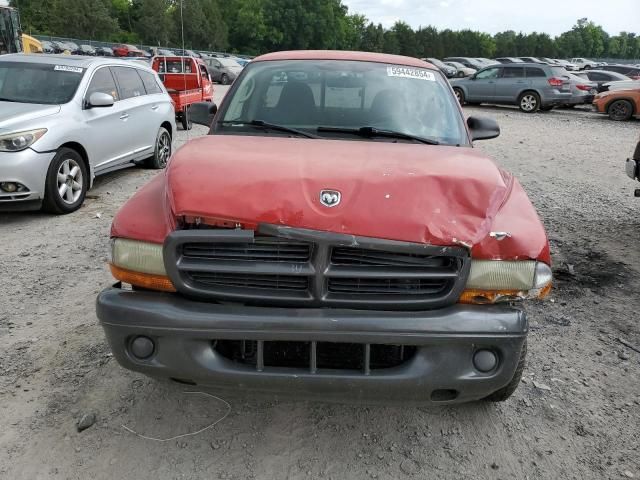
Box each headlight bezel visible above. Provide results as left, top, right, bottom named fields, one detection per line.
left=0, top=128, right=48, bottom=152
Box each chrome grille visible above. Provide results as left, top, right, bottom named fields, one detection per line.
left=164, top=225, right=470, bottom=310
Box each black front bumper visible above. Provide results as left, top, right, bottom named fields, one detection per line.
left=97, top=287, right=528, bottom=404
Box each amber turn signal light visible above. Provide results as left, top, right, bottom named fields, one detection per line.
left=109, top=264, right=176, bottom=292
left=459, top=283, right=551, bottom=305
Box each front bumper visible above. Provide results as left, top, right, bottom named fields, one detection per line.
left=0, top=149, right=56, bottom=209
left=97, top=287, right=528, bottom=404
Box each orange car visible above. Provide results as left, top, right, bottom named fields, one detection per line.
left=593, top=87, right=640, bottom=121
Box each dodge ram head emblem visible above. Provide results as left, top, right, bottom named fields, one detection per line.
left=320, top=189, right=341, bottom=207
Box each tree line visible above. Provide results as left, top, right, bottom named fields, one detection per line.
left=13, top=0, right=640, bottom=60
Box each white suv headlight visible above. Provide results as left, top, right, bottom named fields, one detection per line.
left=0, top=129, right=47, bottom=152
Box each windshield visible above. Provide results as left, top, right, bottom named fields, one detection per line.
left=218, top=59, right=467, bottom=146
left=0, top=61, right=85, bottom=104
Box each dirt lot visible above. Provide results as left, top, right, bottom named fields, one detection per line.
left=1, top=90, right=639, bottom=479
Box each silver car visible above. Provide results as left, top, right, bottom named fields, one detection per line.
left=0, top=54, right=175, bottom=213
left=450, top=63, right=572, bottom=112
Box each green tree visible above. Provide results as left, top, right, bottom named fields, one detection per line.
left=132, top=0, right=173, bottom=46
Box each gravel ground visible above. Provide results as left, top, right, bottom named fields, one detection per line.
left=1, top=93, right=639, bottom=479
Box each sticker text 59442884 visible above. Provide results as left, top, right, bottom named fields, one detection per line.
left=386, top=66, right=435, bottom=81
left=54, top=65, right=84, bottom=74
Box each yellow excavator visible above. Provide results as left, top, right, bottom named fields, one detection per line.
left=0, top=6, right=42, bottom=54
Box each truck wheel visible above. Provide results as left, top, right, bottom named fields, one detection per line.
left=608, top=100, right=633, bottom=121
left=519, top=92, right=540, bottom=113
left=180, top=110, right=193, bottom=130
left=221, top=74, right=229, bottom=85
left=145, top=127, right=172, bottom=169
left=453, top=88, right=465, bottom=105
left=42, top=147, right=88, bottom=214
left=484, top=341, right=526, bottom=402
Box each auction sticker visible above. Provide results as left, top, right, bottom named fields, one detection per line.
left=387, top=66, right=435, bottom=81
left=54, top=65, right=84, bottom=74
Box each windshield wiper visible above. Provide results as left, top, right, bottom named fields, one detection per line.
left=317, top=126, right=439, bottom=145
left=219, top=119, right=320, bottom=139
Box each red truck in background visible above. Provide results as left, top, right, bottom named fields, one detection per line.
left=152, top=56, right=214, bottom=130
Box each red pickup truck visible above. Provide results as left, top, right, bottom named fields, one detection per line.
left=97, top=50, right=552, bottom=404
left=152, top=56, right=214, bottom=130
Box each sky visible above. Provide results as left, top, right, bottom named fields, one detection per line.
left=342, top=0, right=640, bottom=36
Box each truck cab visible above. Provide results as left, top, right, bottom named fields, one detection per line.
left=152, top=55, right=214, bottom=130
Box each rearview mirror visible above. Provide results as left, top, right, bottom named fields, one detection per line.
left=190, top=102, right=218, bottom=127
left=467, top=116, right=500, bottom=141
left=87, top=92, right=114, bottom=108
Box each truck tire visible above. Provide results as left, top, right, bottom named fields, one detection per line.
left=518, top=91, right=540, bottom=113
left=484, top=340, right=526, bottom=402
left=608, top=100, right=633, bottom=121
left=145, top=127, right=172, bottom=169
left=180, top=110, right=193, bottom=130
left=42, top=147, right=88, bottom=214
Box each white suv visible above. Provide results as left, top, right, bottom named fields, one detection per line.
left=0, top=54, right=175, bottom=214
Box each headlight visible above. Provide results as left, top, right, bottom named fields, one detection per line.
left=460, top=260, right=552, bottom=304
left=0, top=129, right=47, bottom=152
left=109, top=238, right=175, bottom=292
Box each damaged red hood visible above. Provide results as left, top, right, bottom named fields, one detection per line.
left=167, top=135, right=514, bottom=248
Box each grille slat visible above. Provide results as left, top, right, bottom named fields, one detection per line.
left=331, top=247, right=450, bottom=267
left=189, top=272, right=309, bottom=291
left=328, top=278, right=449, bottom=295
left=183, top=239, right=311, bottom=263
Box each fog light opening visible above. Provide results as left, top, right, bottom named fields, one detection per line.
left=129, top=335, right=155, bottom=360
left=473, top=349, right=499, bottom=373
left=1, top=182, right=18, bottom=193
left=430, top=389, right=459, bottom=402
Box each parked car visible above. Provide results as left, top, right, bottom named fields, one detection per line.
left=570, top=58, right=596, bottom=70
left=0, top=54, right=175, bottom=213
left=78, top=44, right=96, bottom=56
left=558, top=73, right=598, bottom=107
left=173, top=49, right=199, bottom=58
left=204, top=56, right=243, bottom=84
left=152, top=55, right=214, bottom=130
left=451, top=63, right=572, bottom=112
left=518, top=57, right=546, bottom=64
left=40, top=40, right=55, bottom=54
left=602, top=80, right=640, bottom=92
left=445, top=61, right=476, bottom=78
left=625, top=139, right=640, bottom=197
left=574, top=70, right=632, bottom=93
left=593, top=86, right=640, bottom=121
left=113, top=44, right=145, bottom=57
left=539, top=57, right=560, bottom=65
left=475, top=57, right=498, bottom=66
left=444, top=57, right=485, bottom=70
left=495, top=57, right=524, bottom=64
left=95, top=46, right=114, bottom=57
left=65, top=41, right=80, bottom=55
left=424, top=57, right=457, bottom=78
left=97, top=50, right=552, bottom=404
left=594, top=64, right=640, bottom=80
left=50, top=41, right=70, bottom=54
left=553, top=59, right=578, bottom=71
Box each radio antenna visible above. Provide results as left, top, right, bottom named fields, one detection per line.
left=180, top=0, right=189, bottom=140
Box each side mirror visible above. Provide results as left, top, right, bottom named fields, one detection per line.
left=190, top=102, right=218, bottom=126
left=87, top=92, right=114, bottom=108
left=467, top=115, right=500, bottom=141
